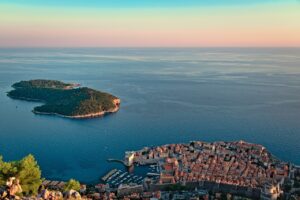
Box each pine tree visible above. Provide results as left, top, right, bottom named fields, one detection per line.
left=17, top=154, right=42, bottom=195
left=0, top=154, right=42, bottom=195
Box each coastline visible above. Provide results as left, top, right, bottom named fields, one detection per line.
left=8, top=95, right=120, bottom=119
left=8, top=84, right=121, bottom=119
left=32, top=105, right=120, bottom=119
left=7, top=94, right=47, bottom=103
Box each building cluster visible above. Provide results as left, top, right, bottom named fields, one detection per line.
left=134, top=141, right=288, bottom=188
left=88, top=183, right=211, bottom=200
left=2, top=141, right=294, bottom=199
left=36, top=141, right=291, bottom=199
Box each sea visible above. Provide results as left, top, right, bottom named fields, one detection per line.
left=0, top=48, right=299, bottom=183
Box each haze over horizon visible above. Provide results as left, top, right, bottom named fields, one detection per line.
left=0, top=0, right=300, bottom=47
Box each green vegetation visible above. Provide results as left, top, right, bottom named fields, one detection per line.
left=165, top=184, right=187, bottom=191
left=12, top=79, right=73, bottom=89
left=0, top=154, right=42, bottom=195
left=64, top=179, right=81, bottom=192
left=8, top=80, right=120, bottom=118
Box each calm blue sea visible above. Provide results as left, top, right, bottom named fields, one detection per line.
left=0, top=48, right=299, bottom=183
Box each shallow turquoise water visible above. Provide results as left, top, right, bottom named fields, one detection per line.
left=0, top=48, right=299, bottom=183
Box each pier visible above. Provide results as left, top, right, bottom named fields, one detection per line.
left=146, top=172, right=160, bottom=177
left=107, top=158, right=132, bottom=167
left=101, top=169, right=144, bottom=188
left=101, top=169, right=118, bottom=182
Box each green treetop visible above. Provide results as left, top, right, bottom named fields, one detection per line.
left=0, top=154, right=42, bottom=195
left=63, top=179, right=81, bottom=192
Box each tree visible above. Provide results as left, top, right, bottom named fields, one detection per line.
left=64, top=179, right=81, bottom=192
left=17, top=154, right=42, bottom=195
left=0, top=156, right=18, bottom=185
left=0, top=154, right=42, bottom=195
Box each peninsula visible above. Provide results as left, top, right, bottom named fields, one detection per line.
left=7, top=79, right=120, bottom=118
left=102, top=140, right=298, bottom=199
left=1, top=140, right=300, bottom=199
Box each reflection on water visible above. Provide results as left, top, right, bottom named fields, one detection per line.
left=0, top=48, right=299, bottom=183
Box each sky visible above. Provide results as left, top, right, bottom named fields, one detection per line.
left=0, top=0, right=299, bottom=47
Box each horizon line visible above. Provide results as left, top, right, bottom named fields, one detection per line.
left=1, top=46, right=300, bottom=49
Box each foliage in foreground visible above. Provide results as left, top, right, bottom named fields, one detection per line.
left=64, top=179, right=81, bottom=192
left=0, top=154, right=42, bottom=195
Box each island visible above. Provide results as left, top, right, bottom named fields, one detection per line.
left=7, top=79, right=120, bottom=119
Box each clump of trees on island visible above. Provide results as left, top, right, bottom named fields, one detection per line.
left=7, top=80, right=120, bottom=118
left=12, top=80, right=74, bottom=90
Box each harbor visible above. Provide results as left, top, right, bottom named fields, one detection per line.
left=102, top=154, right=160, bottom=189
left=101, top=169, right=145, bottom=188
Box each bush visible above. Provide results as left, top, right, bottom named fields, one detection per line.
left=64, top=179, right=81, bottom=192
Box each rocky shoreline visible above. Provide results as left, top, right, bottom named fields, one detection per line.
left=33, top=99, right=121, bottom=119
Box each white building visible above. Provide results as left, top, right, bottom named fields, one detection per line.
left=125, top=151, right=135, bottom=166
left=260, top=181, right=282, bottom=200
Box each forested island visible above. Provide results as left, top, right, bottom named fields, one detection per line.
left=7, top=80, right=120, bottom=119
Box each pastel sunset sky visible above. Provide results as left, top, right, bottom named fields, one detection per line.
left=0, top=0, right=299, bottom=47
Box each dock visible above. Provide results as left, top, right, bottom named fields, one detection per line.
left=101, top=169, right=144, bottom=188
left=146, top=172, right=160, bottom=177
left=107, top=158, right=131, bottom=167
left=102, top=169, right=118, bottom=182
